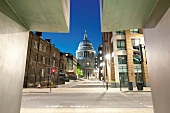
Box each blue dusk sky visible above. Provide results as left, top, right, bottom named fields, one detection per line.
left=42, top=0, right=102, bottom=57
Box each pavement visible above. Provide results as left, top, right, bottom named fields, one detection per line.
left=22, top=78, right=151, bottom=93
left=21, top=78, right=153, bottom=113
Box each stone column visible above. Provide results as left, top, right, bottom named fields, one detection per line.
left=125, top=30, right=135, bottom=90
left=0, top=12, right=29, bottom=113
left=143, top=7, right=170, bottom=113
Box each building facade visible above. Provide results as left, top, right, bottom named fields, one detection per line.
left=64, top=53, right=77, bottom=76
left=76, top=31, right=96, bottom=79
left=59, top=52, right=67, bottom=75
left=97, top=44, right=104, bottom=80
left=24, top=32, right=60, bottom=88
left=102, top=29, right=149, bottom=89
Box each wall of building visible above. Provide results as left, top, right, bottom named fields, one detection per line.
left=0, top=12, right=28, bottom=113
left=143, top=7, right=170, bottom=113
left=24, top=32, right=60, bottom=88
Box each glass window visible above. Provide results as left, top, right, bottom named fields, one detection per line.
left=117, top=40, right=126, bottom=50
left=39, top=44, right=42, bottom=51
left=53, top=52, right=56, bottom=57
left=134, top=65, right=142, bottom=73
left=116, top=30, right=125, bottom=35
left=34, top=41, right=37, bottom=49
left=131, top=39, right=140, bottom=46
left=99, top=50, right=102, bottom=54
left=44, top=46, right=46, bottom=53
left=41, top=69, right=45, bottom=77
left=130, top=29, right=139, bottom=33
left=118, top=55, right=127, bottom=64
left=53, top=60, right=55, bottom=67
left=87, top=62, right=90, bottom=66
left=42, top=57, right=45, bottom=64
left=119, top=66, right=128, bottom=72
left=100, top=57, right=102, bottom=60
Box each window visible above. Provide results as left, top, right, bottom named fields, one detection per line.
left=131, top=39, right=140, bottom=46
left=48, top=58, right=50, bottom=65
left=118, top=55, right=127, bottom=64
left=117, top=40, right=126, bottom=50
left=130, top=29, right=139, bottom=34
left=48, top=68, right=51, bottom=74
left=53, top=52, right=56, bottom=57
left=53, top=60, right=55, bottom=67
left=44, top=46, right=46, bottom=53
left=87, top=62, right=89, bottom=66
left=39, top=44, right=42, bottom=51
left=119, top=66, right=128, bottom=72
left=34, top=41, right=37, bottom=48
left=42, top=57, right=45, bottom=64
left=134, top=65, right=142, bottom=73
left=99, top=50, right=102, bottom=54
left=116, top=30, right=125, bottom=35
left=100, top=57, right=102, bottom=60
left=41, top=69, right=45, bottom=77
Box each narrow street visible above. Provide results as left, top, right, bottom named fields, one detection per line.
left=21, top=78, right=153, bottom=113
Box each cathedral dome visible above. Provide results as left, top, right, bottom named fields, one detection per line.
left=76, top=30, right=96, bottom=59
left=77, top=30, right=94, bottom=51
left=79, top=39, right=92, bottom=47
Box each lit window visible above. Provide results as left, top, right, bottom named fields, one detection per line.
left=53, top=52, right=56, bottom=57
left=53, top=60, right=55, bottom=67
left=42, top=69, right=45, bottom=77
left=117, top=40, right=126, bottom=50
left=99, top=51, right=102, bottom=54
left=44, top=46, right=46, bottom=53
left=116, top=30, right=125, bottom=35
left=130, top=29, right=139, bottom=34
left=100, top=57, right=102, bottom=60
left=87, top=62, right=90, bottom=66
left=39, top=44, right=42, bottom=51
left=100, top=70, right=103, bottom=73
left=42, top=57, right=45, bottom=64
left=34, top=41, right=37, bottom=48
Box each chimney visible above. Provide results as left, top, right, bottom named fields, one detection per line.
left=45, top=39, right=51, bottom=43
left=35, top=32, right=42, bottom=37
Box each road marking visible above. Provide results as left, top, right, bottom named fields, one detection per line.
left=46, top=105, right=89, bottom=108
left=146, top=105, right=153, bottom=108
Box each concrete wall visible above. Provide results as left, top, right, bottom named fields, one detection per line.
left=0, top=12, right=29, bottom=113
left=143, top=7, right=170, bottom=113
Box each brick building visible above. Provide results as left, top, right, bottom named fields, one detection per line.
left=24, top=32, right=60, bottom=88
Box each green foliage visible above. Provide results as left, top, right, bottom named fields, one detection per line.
left=76, top=63, right=83, bottom=77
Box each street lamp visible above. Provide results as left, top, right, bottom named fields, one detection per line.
left=105, top=54, right=110, bottom=90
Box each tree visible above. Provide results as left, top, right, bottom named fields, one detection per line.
left=76, top=63, right=83, bottom=77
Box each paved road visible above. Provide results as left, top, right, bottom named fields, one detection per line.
left=21, top=79, right=153, bottom=113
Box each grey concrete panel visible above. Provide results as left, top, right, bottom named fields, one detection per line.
left=6, top=0, right=70, bottom=32
left=0, top=12, right=29, bottom=113
left=144, top=0, right=170, bottom=28
left=101, top=0, right=157, bottom=32
left=143, top=7, right=170, bottom=113
left=0, top=0, right=27, bottom=30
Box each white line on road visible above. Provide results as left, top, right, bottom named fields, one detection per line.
left=146, top=105, right=153, bottom=108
